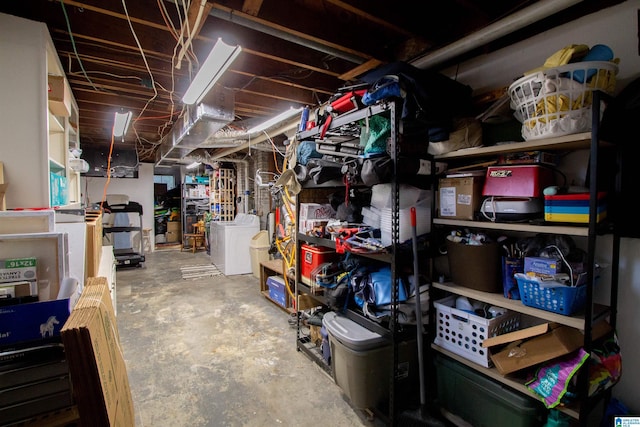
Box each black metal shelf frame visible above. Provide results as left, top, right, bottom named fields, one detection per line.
left=293, top=101, right=418, bottom=426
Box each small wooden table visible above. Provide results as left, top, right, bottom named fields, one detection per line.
left=259, top=259, right=288, bottom=310
left=182, top=223, right=206, bottom=253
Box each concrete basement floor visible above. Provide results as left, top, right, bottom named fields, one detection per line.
left=114, top=249, right=388, bottom=427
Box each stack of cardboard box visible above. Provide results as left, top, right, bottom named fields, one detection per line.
left=61, top=277, right=134, bottom=426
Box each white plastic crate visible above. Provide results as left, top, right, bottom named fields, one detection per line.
left=434, top=295, right=521, bottom=367
left=508, top=61, right=618, bottom=140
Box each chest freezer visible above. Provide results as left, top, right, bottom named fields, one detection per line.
left=210, top=214, right=260, bottom=275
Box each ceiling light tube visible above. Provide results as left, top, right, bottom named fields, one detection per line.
left=247, top=107, right=303, bottom=134
left=185, top=161, right=201, bottom=169
left=182, top=38, right=242, bottom=105
left=113, top=111, right=132, bottom=138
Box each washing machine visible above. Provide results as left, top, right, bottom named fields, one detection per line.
left=210, top=214, right=260, bottom=275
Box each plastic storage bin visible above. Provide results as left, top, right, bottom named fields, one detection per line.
left=433, top=295, right=521, bottom=367
left=544, top=192, right=607, bottom=224
left=515, top=273, right=587, bottom=315
left=380, top=196, right=432, bottom=246
left=266, top=275, right=287, bottom=308
left=249, top=230, right=270, bottom=279
left=322, top=311, right=417, bottom=410
left=435, top=353, right=546, bottom=427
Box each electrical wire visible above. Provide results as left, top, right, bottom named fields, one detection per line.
left=157, top=0, right=208, bottom=140
left=121, top=0, right=163, bottom=151
left=176, top=0, right=207, bottom=68
left=59, top=0, right=100, bottom=91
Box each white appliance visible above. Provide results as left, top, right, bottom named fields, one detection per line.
left=210, top=214, right=260, bottom=275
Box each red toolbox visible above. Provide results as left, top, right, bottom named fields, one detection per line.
left=301, top=244, right=338, bottom=282
left=483, top=165, right=555, bottom=198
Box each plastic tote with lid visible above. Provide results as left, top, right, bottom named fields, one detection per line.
left=249, top=230, right=270, bottom=279
left=322, top=311, right=417, bottom=410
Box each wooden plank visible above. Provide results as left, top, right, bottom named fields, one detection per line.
left=0, top=210, right=55, bottom=234
left=85, top=210, right=103, bottom=280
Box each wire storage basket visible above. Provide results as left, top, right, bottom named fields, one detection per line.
left=508, top=61, right=618, bottom=140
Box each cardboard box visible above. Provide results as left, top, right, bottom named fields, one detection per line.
left=0, top=280, right=78, bottom=347
left=299, top=203, right=336, bottom=220
left=47, top=75, right=71, bottom=117
left=438, top=176, right=484, bottom=220
left=166, top=231, right=181, bottom=243
left=298, top=219, right=329, bottom=235
left=489, top=325, right=583, bottom=375
left=482, top=323, right=550, bottom=349
left=61, top=277, right=135, bottom=426
left=167, top=221, right=181, bottom=233
left=524, top=256, right=561, bottom=275
left=486, top=321, right=611, bottom=375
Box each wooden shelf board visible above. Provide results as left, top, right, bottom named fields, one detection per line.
left=432, top=282, right=587, bottom=329
left=433, top=218, right=589, bottom=237
left=433, top=132, right=594, bottom=160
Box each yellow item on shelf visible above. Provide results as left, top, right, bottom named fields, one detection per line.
left=525, top=44, right=589, bottom=75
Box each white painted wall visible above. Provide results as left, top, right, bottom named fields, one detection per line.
left=440, top=1, right=640, bottom=95
left=438, top=0, right=639, bottom=412
left=81, top=163, right=155, bottom=252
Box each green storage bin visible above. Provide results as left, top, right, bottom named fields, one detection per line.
left=435, top=354, right=547, bottom=427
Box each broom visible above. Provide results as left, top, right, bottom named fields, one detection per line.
left=398, top=207, right=445, bottom=426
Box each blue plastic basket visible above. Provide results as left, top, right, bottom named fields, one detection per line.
left=515, top=273, right=587, bottom=316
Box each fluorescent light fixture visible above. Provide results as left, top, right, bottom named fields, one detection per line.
left=185, top=161, right=201, bottom=169
left=247, top=107, right=303, bottom=134
left=113, top=111, right=132, bottom=138
left=182, top=38, right=241, bottom=105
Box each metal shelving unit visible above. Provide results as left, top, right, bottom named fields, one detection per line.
left=181, top=181, right=209, bottom=248
left=430, top=92, right=620, bottom=426
left=293, top=101, right=421, bottom=425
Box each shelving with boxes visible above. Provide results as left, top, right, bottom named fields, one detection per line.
left=181, top=177, right=209, bottom=248
left=292, top=101, right=432, bottom=424
left=429, top=91, right=621, bottom=426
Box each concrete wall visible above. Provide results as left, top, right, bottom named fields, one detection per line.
left=439, top=0, right=639, bottom=412
left=252, top=150, right=277, bottom=231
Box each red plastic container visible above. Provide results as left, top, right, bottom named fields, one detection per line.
left=301, top=244, right=337, bottom=281
left=482, top=165, right=555, bottom=198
